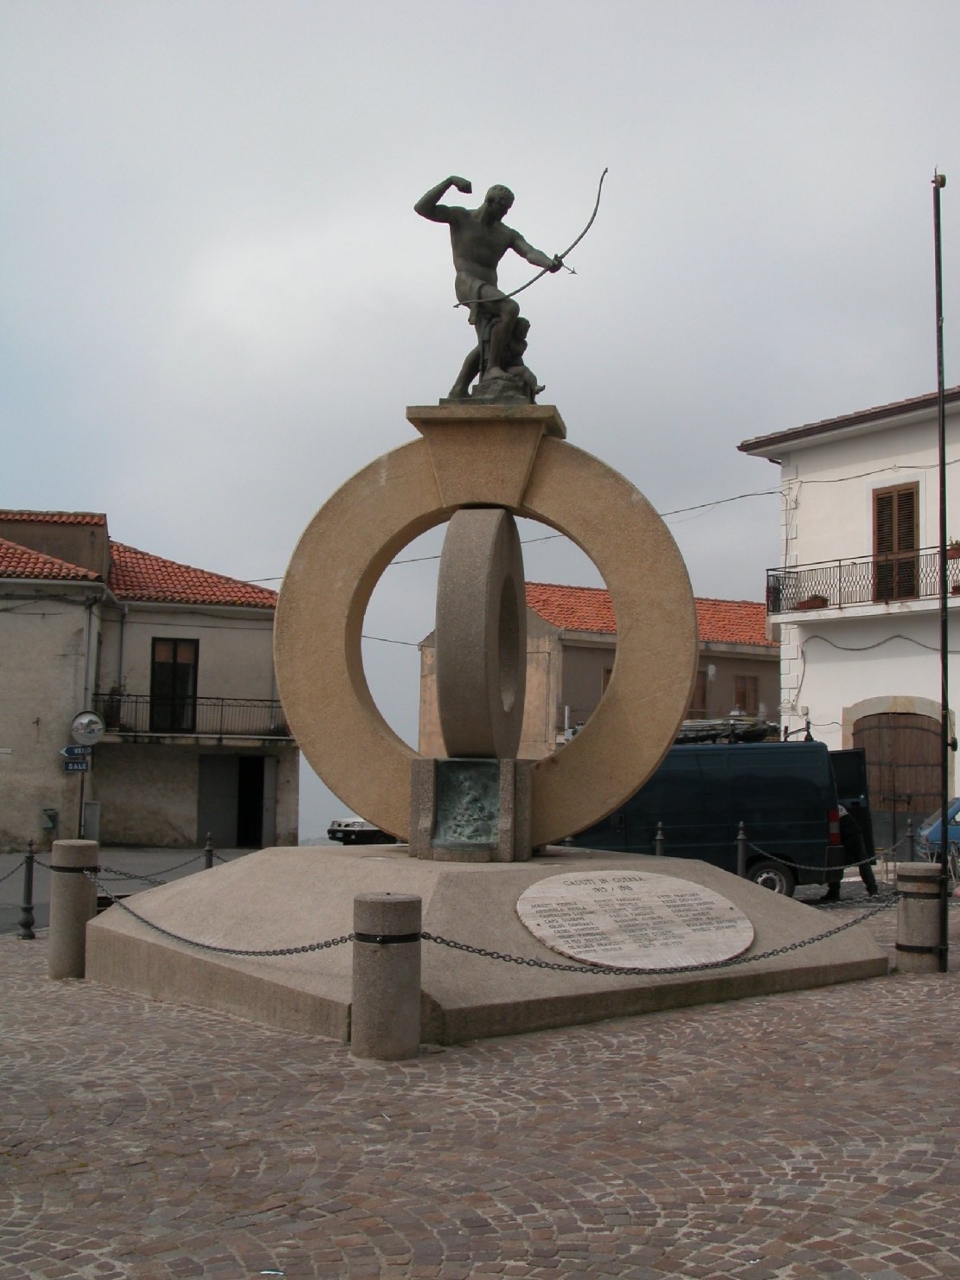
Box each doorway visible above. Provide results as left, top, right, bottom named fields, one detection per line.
left=852, top=711, right=940, bottom=852
left=197, top=754, right=273, bottom=848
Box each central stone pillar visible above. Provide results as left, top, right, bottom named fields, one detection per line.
left=411, top=497, right=533, bottom=861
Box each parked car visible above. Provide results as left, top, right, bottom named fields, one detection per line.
left=915, top=798, right=960, bottom=857
left=568, top=741, right=850, bottom=896
left=327, top=818, right=398, bottom=846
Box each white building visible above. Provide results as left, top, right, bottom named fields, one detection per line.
left=0, top=511, right=298, bottom=851
left=739, top=385, right=960, bottom=844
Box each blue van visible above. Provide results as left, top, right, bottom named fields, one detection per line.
left=570, top=741, right=848, bottom=896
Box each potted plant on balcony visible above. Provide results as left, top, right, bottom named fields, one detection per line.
left=948, top=539, right=960, bottom=561
left=795, top=593, right=828, bottom=610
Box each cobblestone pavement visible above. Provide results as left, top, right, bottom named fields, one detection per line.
left=2, top=892, right=960, bottom=1280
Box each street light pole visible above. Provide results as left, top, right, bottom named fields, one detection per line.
left=933, top=169, right=950, bottom=973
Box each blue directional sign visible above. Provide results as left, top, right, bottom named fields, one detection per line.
left=63, top=760, right=89, bottom=773
left=60, top=744, right=93, bottom=758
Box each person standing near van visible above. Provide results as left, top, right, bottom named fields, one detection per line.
left=822, top=805, right=879, bottom=900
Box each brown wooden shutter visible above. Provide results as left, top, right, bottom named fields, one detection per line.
left=873, top=483, right=919, bottom=600
left=874, top=490, right=894, bottom=555
left=897, top=486, right=917, bottom=551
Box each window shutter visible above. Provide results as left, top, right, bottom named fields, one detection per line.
left=896, top=487, right=917, bottom=552
left=873, top=483, right=919, bottom=601
left=874, top=491, right=894, bottom=555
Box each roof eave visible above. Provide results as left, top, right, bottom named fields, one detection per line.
left=739, top=387, right=960, bottom=459
left=117, top=597, right=275, bottom=617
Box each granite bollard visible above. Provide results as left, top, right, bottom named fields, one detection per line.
left=895, top=863, right=942, bottom=973
left=351, top=893, right=422, bottom=1060
left=48, top=839, right=99, bottom=980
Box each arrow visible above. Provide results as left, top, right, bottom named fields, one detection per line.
left=60, top=745, right=93, bottom=758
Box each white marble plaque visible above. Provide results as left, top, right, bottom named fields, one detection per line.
left=516, top=871, right=754, bottom=970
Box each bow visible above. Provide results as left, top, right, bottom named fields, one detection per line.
left=455, top=167, right=608, bottom=308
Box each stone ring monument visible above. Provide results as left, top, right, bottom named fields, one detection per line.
left=274, top=403, right=699, bottom=853
left=276, top=174, right=699, bottom=857
left=87, top=173, right=890, bottom=1046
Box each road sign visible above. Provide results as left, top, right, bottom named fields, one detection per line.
left=63, top=760, right=89, bottom=774
left=60, top=744, right=93, bottom=758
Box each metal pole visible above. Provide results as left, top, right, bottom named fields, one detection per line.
left=204, top=832, right=214, bottom=870
left=17, top=840, right=36, bottom=941
left=737, top=822, right=748, bottom=878
left=77, top=768, right=86, bottom=839
left=933, top=169, right=950, bottom=973
left=654, top=822, right=666, bottom=857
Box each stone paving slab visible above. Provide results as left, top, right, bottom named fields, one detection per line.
left=2, top=895, right=959, bottom=1280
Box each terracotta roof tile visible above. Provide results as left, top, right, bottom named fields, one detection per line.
left=525, top=582, right=775, bottom=648
left=109, top=542, right=277, bottom=609
left=693, top=596, right=775, bottom=647
left=526, top=583, right=616, bottom=633
left=0, top=535, right=100, bottom=582
left=0, top=509, right=106, bottom=526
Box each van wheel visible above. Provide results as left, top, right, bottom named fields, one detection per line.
left=748, top=861, right=796, bottom=896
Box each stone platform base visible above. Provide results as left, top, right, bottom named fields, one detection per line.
left=86, top=846, right=889, bottom=1045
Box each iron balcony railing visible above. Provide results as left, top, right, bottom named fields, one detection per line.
left=92, top=693, right=291, bottom=738
left=766, top=546, right=960, bottom=615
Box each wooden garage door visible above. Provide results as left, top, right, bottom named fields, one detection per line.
left=852, top=711, right=940, bottom=816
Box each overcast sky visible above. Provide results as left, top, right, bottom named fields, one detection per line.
left=3, top=2, right=960, bottom=837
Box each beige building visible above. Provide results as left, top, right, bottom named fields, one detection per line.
left=419, top=582, right=779, bottom=757
left=0, top=511, right=298, bottom=851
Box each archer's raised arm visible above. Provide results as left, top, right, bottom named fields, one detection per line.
left=415, top=175, right=473, bottom=222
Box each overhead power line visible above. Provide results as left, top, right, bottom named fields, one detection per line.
left=245, top=485, right=782, bottom=582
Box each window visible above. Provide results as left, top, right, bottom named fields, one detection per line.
left=150, top=638, right=199, bottom=732
left=734, top=674, right=758, bottom=717
left=873, top=483, right=918, bottom=601
left=689, top=670, right=708, bottom=718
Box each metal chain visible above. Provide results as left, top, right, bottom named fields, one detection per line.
left=423, top=896, right=896, bottom=977
left=747, top=841, right=878, bottom=871
left=81, top=870, right=932, bottom=978
left=144, top=851, right=208, bottom=876
left=85, top=871, right=353, bottom=957
left=97, top=862, right=170, bottom=888
left=0, top=859, right=25, bottom=886
left=874, top=831, right=910, bottom=858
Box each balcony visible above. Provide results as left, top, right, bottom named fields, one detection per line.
left=766, top=546, right=960, bottom=616
left=92, top=693, right=291, bottom=739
